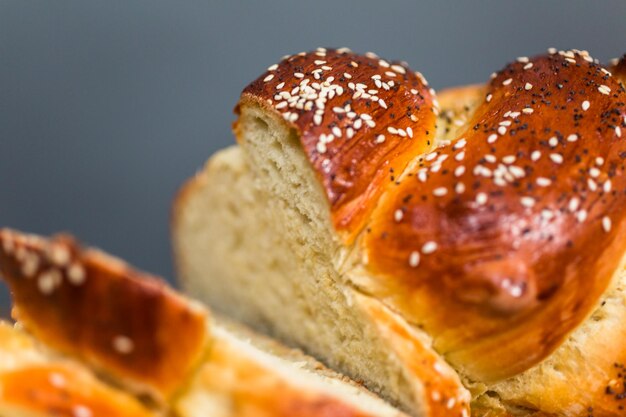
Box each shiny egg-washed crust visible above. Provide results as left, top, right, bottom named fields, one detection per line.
left=0, top=322, right=157, bottom=417
left=239, top=48, right=437, bottom=240
left=0, top=228, right=209, bottom=401
left=240, top=48, right=626, bottom=382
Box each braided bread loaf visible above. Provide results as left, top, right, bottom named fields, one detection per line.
left=0, top=229, right=409, bottom=417
left=173, top=49, right=626, bottom=416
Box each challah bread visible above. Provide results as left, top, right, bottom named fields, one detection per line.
left=173, top=49, right=626, bottom=416
left=0, top=228, right=409, bottom=417
left=0, top=322, right=158, bottom=417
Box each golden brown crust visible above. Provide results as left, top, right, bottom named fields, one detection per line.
left=239, top=47, right=437, bottom=239
left=0, top=322, right=157, bottom=417
left=359, top=50, right=626, bottom=381
left=0, top=365, right=158, bottom=417
left=0, top=229, right=209, bottom=401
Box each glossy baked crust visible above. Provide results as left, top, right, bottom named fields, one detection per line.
left=0, top=322, right=157, bottom=417
left=239, top=48, right=626, bottom=383
left=239, top=48, right=437, bottom=239
left=0, top=228, right=209, bottom=401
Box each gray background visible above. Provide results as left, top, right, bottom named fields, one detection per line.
left=1, top=1, right=625, bottom=317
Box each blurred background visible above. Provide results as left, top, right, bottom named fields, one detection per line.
left=1, top=1, right=625, bottom=316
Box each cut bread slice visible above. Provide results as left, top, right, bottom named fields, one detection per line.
left=0, top=228, right=409, bottom=417
left=174, top=146, right=470, bottom=416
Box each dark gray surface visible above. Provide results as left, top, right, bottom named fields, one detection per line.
left=1, top=1, right=625, bottom=317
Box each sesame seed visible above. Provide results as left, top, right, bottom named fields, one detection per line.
left=589, top=167, right=600, bottom=178
left=536, top=177, right=551, bottom=187
left=541, top=209, right=554, bottom=220
left=294, top=72, right=304, bottom=79
left=475, top=192, right=488, bottom=205
left=603, top=216, right=612, bottom=233
left=425, top=152, right=438, bottom=161
left=598, top=85, right=611, bottom=95
left=313, top=114, right=322, bottom=126
left=454, top=166, right=465, bottom=177
left=588, top=178, right=598, bottom=192
left=447, top=398, right=457, bottom=409
left=49, top=372, right=66, bottom=388
left=332, top=126, right=342, bottom=138
left=21, top=253, right=39, bottom=277
left=487, top=134, right=498, bottom=144
left=263, top=74, right=274, bottom=82
left=422, top=241, right=438, bottom=254
left=1, top=236, right=15, bottom=254
left=582, top=100, right=590, bottom=111
left=112, top=335, right=134, bottom=355
left=409, top=251, right=420, bottom=267
left=522, top=108, right=534, bottom=114
left=48, top=244, right=70, bottom=266
left=406, top=127, right=413, bottom=138
left=73, top=405, right=93, bottom=417
left=550, top=153, right=563, bottom=164
left=517, top=56, right=529, bottom=63
left=433, top=187, right=448, bottom=197
left=524, top=82, right=533, bottom=91
left=38, top=270, right=61, bottom=295
left=275, top=101, right=288, bottom=109
left=523, top=62, right=534, bottom=70
left=568, top=197, right=580, bottom=212
left=486, top=94, right=493, bottom=102
left=391, top=64, right=406, bottom=74
left=596, top=157, right=605, bottom=166
left=453, top=138, right=467, bottom=149
left=375, top=134, right=386, bottom=143
left=68, top=262, right=86, bottom=285
left=387, top=127, right=398, bottom=135
left=616, top=126, right=622, bottom=138
left=604, top=179, right=612, bottom=193
left=502, top=78, right=513, bottom=86
left=267, top=64, right=278, bottom=71
left=548, top=136, right=559, bottom=147
left=379, top=99, right=388, bottom=109
left=520, top=196, right=535, bottom=208
left=502, top=155, right=516, bottom=164
left=316, top=142, right=327, bottom=153
left=455, top=151, right=465, bottom=161
left=497, top=126, right=508, bottom=135
left=567, top=134, right=578, bottom=142
left=455, top=182, right=466, bottom=194
left=314, top=60, right=326, bottom=65
left=576, top=210, right=588, bottom=223
left=394, top=209, right=404, bottom=222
